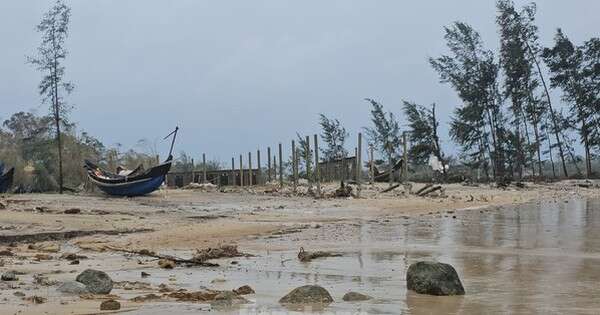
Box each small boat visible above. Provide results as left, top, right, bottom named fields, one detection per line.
left=84, top=127, right=178, bottom=197
left=84, top=158, right=172, bottom=196
left=0, top=166, right=15, bottom=193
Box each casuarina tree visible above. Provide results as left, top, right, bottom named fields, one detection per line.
left=27, top=0, right=74, bottom=193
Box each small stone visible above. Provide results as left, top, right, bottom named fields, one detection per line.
left=100, top=300, right=121, bottom=310
left=342, top=292, right=372, bottom=301
left=64, top=208, right=81, bottom=214
left=158, top=259, right=175, bottom=269
left=69, top=260, right=80, bottom=265
left=76, top=269, right=113, bottom=294
left=57, top=281, right=89, bottom=295
left=233, top=285, right=255, bottom=295
left=13, top=291, right=25, bottom=297
left=1, top=271, right=17, bottom=281
left=211, top=291, right=249, bottom=307
left=34, top=254, right=52, bottom=261
left=279, top=285, right=333, bottom=304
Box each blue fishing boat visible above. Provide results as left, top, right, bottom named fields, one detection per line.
left=84, top=127, right=178, bottom=197
left=0, top=165, right=14, bottom=193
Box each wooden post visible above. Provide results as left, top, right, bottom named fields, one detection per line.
left=248, top=152, right=253, bottom=186
left=369, top=144, right=374, bottom=185
left=257, top=149, right=261, bottom=185
left=388, top=145, right=393, bottom=187
left=305, top=135, right=311, bottom=183
left=292, top=140, right=297, bottom=193
left=278, top=143, right=283, bottom=188
left=314, top=134, right=320, bottom=197
left=403, top=132, right=408, bottom=182
left=202, top=153, right=207, bottom=183
left=357, top=132, right=362, bottom=197
left=273, top=155, right=277, bottom=180
left=354, top=147, right=358, bottom=180
left=240, top=154, right=244, bottom=187
left=267, top=147, right=272, bottom=182
left=231, top=157, right=235, bottom=186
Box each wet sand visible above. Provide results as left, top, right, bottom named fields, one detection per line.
left=1, top=181, right=599, bottom=314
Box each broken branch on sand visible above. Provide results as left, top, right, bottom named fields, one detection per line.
left=107, top=244, right=251, bottom=267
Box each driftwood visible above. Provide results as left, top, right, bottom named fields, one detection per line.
left=380, top=184, right=401, bottom=194
left=418, top=185, right=442, bottom=197
left=415, top=184, right=433, bottom=195
left=107, top=245, right=250, bottom=267
left=298, top=247, right=342, bottom=262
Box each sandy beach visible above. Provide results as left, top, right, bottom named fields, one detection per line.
left=0, top=181, right=599, bottom=314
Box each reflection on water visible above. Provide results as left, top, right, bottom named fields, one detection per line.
left=123, top=198, right=600, bottom=314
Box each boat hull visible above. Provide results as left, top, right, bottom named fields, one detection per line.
left=0, top=168, right=14, bottom=193
left=92, top=175, right=165, bottom=197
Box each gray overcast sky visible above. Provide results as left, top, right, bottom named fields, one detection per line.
left=1, top=1, right=598, bottom=163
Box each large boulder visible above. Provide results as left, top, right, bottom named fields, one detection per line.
left=100, top=300, right=121, bottom=310
left=57, top=281, right=89, bottom=295
left=76, top=269, right=113, bottom=294
left=279, top=285, right=333, bottom=304
left=406, top=261, right=465, bottom=296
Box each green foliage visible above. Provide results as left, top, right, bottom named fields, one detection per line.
left=543, top=29, right=600, bottom=175
left=318, top=114, right=348, bottom=161
left=364, top=99, right=401, bottom=162
left=27, top=0, right=73, bottom=192
left=402, top=101, right=445, bottom=169
left=430, top=22, right=504, bottom=179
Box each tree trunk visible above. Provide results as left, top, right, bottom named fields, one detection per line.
left=523, top=38, right=568, bottom=178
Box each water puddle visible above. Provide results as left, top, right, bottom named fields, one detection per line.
left=112, top=197, right=600, bottom=314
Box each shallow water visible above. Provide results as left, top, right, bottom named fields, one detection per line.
left=115, top=197, right=600, bottom=314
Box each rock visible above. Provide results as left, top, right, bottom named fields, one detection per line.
left=34, top=253, right=52, bottom=261
left=211, top=291, right=249, bottom=307
left=406, top=261, right=465, bottom=296
left=64, top=208, right=81, bottom=214
left=76, top=269, right=113, bottom=294
left=61, top=253, right=87, bottom=261
left=279, top=285, right=333, bottom=304
left=57, top=281, right=89, bottom=295
left=29, top=243, right=60, bottom=253
left=100, top=299, right=121, bottom=310
left=158, top=259, right=175, bottom=269
left=233, top=285, right=255, bottom=295
left=0, top=250, right=13, bottom=256
left=342, top=292, right=372, bottom=301
left=1, top=271, right=17, bottom=281
left=69, top=260, right=80, bottom=265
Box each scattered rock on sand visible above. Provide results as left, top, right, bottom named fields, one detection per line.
left=57, top=281, right=89, bottom=295
left=64, top=208, right=81, bottom=214
left=76, top=269, right=113, bottom=294
left=130, top=293, right=161, bottom=302
left=342, top=291, right=372, bottom=301
left=1, top=271, right=17, bottom=281
left=406, top=261, right=465, bottom=296
left=279, top=285, right=334, bottom=304
left=211, top=291, right=249, bottom=307
left=100, top=299, right=121, bottom=311
left=158, top=259, right=175, bottom=269
left=0, top=249, right=14, bottom=256
left=233, top=285, right=255, bottom=295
